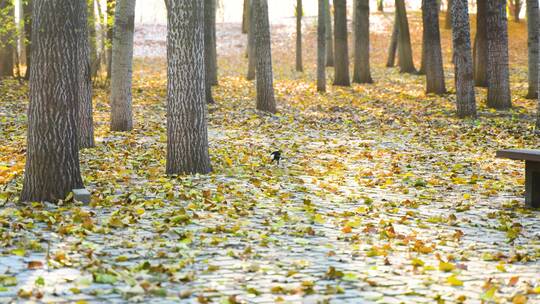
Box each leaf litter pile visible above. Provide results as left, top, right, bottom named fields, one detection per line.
left=1, top=13, right=540, bottom=304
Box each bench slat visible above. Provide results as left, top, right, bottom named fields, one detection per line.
left=496, top=149, right=540, bottom=162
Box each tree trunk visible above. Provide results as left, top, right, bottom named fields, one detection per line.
left=333, top=0, right=350, bottom=86
left=317, top=0, right=326, bottom=92
left=89, top=0, right=100, bottom=78
left=418, top=19, right=426, bottom=75
left=253, top=0, right=277, bottom=113
left=511, top=0, right=522, bottom=22
left=106, top=0, right=115, bottom=79
left=377, top=0, right=384, bottom=11
left=353, top=0, right=372, bottom=83
left=526, top=0, right=539, bottom=99
left=242, top=0, right=249, bottom=34
left=78, top=0, right=95, bottom=148
left=205, top=0, right=216, bottom=103
left=110, top=0, right=136, bottom=131
left=23, top=0, right=32, bottom=80
left=445, top=0, right=452, bottom=29
left=246, top=0, right=256, bottom=80
left=325, top=0, right=334, bottom=67
left=386, top=13, right=399, bottom=67
left=396, top=0, right=416, bottom=73
left=451, top=0, right=476, bottom=118
left=474, top=0, right=488, bottom=87
left=422, top=0, right=446, bottom=94
left=21, top=0, right=84, bottom=202
left=296, top=0, right=303, bottom=72
left=0, top=0, right=15, bottom=78
left=487, top=0, right=511, bottom=109
left=165, top=0, right=212, bottom=175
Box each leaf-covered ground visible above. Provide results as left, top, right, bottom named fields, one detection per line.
left=1, top=13, right=540, bottom=304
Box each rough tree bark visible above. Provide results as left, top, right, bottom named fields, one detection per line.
left=422, top=0, right=446, bottom=94
left=110, top=0, right=136, bottom=131
left=333, top=0, right=350, bottom=86
left=23, top=0, right=32, bottom=80
left=451, top=0, right=476, bottom=118
left=353, top=0, right=372, bottom=83
left=445, top=0, right=452, bottom=29
left=474, top=0, right=488, bottom=87
left=253, top=0, right=277, bottom=112
left=165, top=0, right=212, bottom=175
left=0, top=0, right=15, bottom=77
left=526, top=0, right=539, bottom=99
left=21, top=0, right=84, bottom=202
left=205, top=0, right=216, bottom=103
left=77, top=0, right=95, bottom=148
left=386, top=13, right=399, bottom=67
left=296, top=0, right=303, bottom=72
left=396, top=0, right=416, bottom=73
left=487, top=0, right=512, bottom=109
left=317, top=0, right=326, bottom=92
left=325, top=0, right=334, bottom=67
left=246, top=0, right=256, bottom=80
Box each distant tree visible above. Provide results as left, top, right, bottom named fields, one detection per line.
left=325, top=0, right=334, bottom=67
left=110, top=0, right=136, bottom=131
left=473, top=0, right=488, bottom=87
left=164, top=0, right=212, bottom=174
left=242, top=0, right=249, bottom=34
left=21, top=0, right=84, bottom=202
left=22, top=0, right=32, bottom=80
left=353, top=0, right=372, bottom=83
left=205, top=0, right=217, bottom=103
left=106, top=0, right=116, bottom=79
left=78, top=0, right=95, bottom=148
left=386, top=13, right=398, bottom=67
left=296, top=0, right=303, bottom=72
left=377, top=0, right=384, bottom=11
left=444, top=0, right=452, bottom=29
left=422, top=0, right=445, bottom=94
left=0, top=0, right=15, bottom=78
left=333, top=0, right=350, bottom=86
left=246, top=0, right=256, bottom=80
left=526, top=0, right=538, bottom=99
left=88, top=0, right=100, bottom=78
left=395, top=0, right=415, bottom=73
left=486, top=0, right=511, bottom=109
left=317, top=0, right=326, bottom=92
left=509, top=0, right=523, bottom=22
left=253, top=0, right=276, bottom=112
left=451, top=0, right=476, bottom=118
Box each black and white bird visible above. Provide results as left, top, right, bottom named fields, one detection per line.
left=270, top=151, right=282, bottom=165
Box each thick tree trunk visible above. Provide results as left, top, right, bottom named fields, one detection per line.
left=353, top=0, right=372, bottom=83
left=396, top=0, right=416, bottom=73
left=325, top=0, right=334, bottom=67
left=165, top=0, right=212, bottom=175
left=422, top=0, right=446, bottom=94
left=246, top=0, right=256, bottom=80
left=526, top=0, right=539, bottom=99
left=106, top=0, right=115, bottom=79
left=253, top=0, right=277, bottom=113
left=386, top=13, right=399, bottom=67
left=445, top=0, right=452, bottom=29
left=78, top=0, right=95, bottom=148
left=317, top=0, right=326, bottom=92
left=110, top=0, right=136, bottom=131
left=451, top=0, right=476, bottom=118
left=296, top=0, right=303, bottom=72
left=333, top=0, right=350, bottom=86
left=242, top=0, right=249, bottom=34
left=0, top=0, right=15, bottom=77
left=21, top=0, right=84, bottom=202
left=474, top=0, right=488, bottom=87
left=377, top=0, right=384, bottom=11
left=487, top=0, right=512, bottom=109
left=23, top=0, right=32, bottom=80
left=205, top=0, right=216, bottom=103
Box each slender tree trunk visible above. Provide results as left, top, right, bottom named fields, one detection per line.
left=451, top=0, right=476, bottom=118
left=422, top=0, right=446, bottom=94
left=396, top=0, right=415, bottom=73
left=296, top=0, right=303, bottom=72
left=445, top=0, right=452, bottom=29
left=205, top=0, right=216, bottom=103
left=106, top=0, right=115, bottom=79
left=0, top=0, right=15, bottom=77
left=418, top=20, right=426, bottom=75
left=21, top=0, right=84, bottom=202
left=333, top=0, right=350, bottom=86
left=377, top=0, right=384, bottom=11
left=78, top=0, right=95, bottom=148
left=386, top=13, right=399, bottom=67
left=487, top=0, right=512, bottom=109
left=526, top=0, right=539, bottom=99
left=23, top=0, right=32, bottom=80
left=165, top=0, right=212, bottom=175
left=325, top=0, right=334, bottom=67
left=474, top=0, right=488, bottom=87
left=89, top=0, right=100, bottom=78
left=511, top=0, right=522, bottom=22
left=242, top=0, right=249, bottom=34
left=317, top=0, right=326, bottom=92
left=110, top=0, right=136, bottom=131
left=353, top=0, right=372, bottom=83
left=246, top=0, right=256, bottom=80
left=253, top=0, right=277, bottom=113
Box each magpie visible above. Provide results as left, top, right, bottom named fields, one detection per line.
left=271, top=151, right=282, bottom=165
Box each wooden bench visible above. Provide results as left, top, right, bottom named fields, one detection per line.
left=496, top=149, right=540, bottom=208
